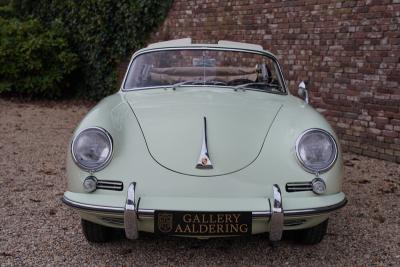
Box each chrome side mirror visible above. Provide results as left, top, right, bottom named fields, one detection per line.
left=298, top=81, right=309, bottom=104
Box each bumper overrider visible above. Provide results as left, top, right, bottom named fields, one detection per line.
left=62, top=183, right=347, bottom=241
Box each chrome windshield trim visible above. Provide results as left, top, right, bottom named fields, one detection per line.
left=120, top=46, right=288, bottom=94
left=123, top=85, right=287, bottom=97
left=130, top=46, right=280, bottom=66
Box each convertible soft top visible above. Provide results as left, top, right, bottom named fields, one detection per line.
left=145, top=38, right=264, bottom=52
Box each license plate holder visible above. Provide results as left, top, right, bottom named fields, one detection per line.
left=154, top=211, right=252, bottom=236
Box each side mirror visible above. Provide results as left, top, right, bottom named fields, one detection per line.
left=298, top=81, right=309, bottom=103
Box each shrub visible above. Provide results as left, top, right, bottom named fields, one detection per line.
left=0, top=17, right=78, bottom=98
left=0, top=1, right=15, bottom=18
left=9, top=0, right=173, bottom=99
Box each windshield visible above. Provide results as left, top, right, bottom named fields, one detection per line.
left=123, top=49, right=285, bottom=93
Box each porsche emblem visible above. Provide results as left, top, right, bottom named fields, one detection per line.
left=158, top=213, right=173, bottom=233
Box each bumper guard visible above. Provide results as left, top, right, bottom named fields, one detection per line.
left=124, top=182, right=138, bottom=239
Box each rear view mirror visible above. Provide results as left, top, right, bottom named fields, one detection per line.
left=298, top=81, right=308, bottom=103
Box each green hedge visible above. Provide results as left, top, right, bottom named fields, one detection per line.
left=0, top=17, right=78, bottom=98
left=1, top=0, right=172, bottom=99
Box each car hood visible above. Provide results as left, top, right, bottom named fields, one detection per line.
left=124, top=88, right=283, bottom=176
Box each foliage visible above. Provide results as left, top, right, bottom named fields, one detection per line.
left=6, top=0, right=173, bottom=99
left=0, top=1, right=15, bottom=18
left=0, top=17, right=78, bottom=98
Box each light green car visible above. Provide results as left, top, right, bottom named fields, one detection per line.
left=63, top=38, right=346, bottom=245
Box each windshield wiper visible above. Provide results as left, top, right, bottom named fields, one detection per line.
left=234, top=82, right=282, bottom=91
left=170, top=81, right=282, bottom=92
left=203, top=80, right=228, bottom=86
left=171, top=80, right=203, bottom=90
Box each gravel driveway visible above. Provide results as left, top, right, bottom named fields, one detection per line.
left=0, top=98, right=399, bottom=266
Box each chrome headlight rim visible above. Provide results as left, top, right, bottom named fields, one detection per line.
left=71, top=127, right=113, bottom=172
left=295, top=128, right=338, bottom=174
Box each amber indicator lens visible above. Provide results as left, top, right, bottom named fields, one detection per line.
left=154, top=211, right=252, bottom=236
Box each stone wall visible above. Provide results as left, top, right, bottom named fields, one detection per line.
left=148, top=0, right=400, bottom=163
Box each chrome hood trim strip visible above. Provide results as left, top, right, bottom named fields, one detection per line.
left=196, top=117, right=213, bottom=169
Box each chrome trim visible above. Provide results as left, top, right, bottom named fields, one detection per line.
left=97, top=180, right=122, bottom=185
left=286, top=181, right=313, bottom=192
left=284, top=198, right=347, bottom=216
left=124, top=182, right=139, bottom=239
left=138, top=209, right=155, bottom=218
left=62, top=195, right=347, bottom=219
left=97, top=180, right=123, bottom=191
left=62, top=196, right=157, bottom=216
left=252, top=211, right=271, bottom=218
left=71, top=127, right=114, bottom=173
left=121, top=85, right=287, bottom=95
left=269, top=184, right=284, bottom=241
left=295, top=128, right=338, bottom=174
left=62, top=196, right=124, bottom=213
left=196, top=117, right=213, bottom=169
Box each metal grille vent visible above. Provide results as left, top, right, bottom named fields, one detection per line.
left=97, top=180, right=123, bottom=191
left=286, top=182, right=312, bottom=192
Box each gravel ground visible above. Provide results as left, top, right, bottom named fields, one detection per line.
left=0, top=98, right=399, bottom=266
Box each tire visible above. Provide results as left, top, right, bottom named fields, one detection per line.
left=295, top=219, right=329, bottom=245
left=81, top=219, right=112, bottom=243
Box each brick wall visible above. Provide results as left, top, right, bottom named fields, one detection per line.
left=148, top=0, right=400, bottom=163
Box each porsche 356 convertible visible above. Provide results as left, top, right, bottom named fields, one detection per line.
left=62, top=38, right=346, bottom=245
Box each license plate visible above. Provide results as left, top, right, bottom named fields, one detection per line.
left=154, top=211, right=252, bottom=236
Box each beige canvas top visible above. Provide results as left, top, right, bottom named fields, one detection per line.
left=149, top=66, right=257, bottom=83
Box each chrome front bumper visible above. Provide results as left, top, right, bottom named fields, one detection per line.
left=122, top=183, right=284, bottom=241
left=62, top=183, right=347, bottom=242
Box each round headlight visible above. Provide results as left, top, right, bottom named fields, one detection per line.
left=295, top=129, right=337, bottom=173
left=71, top=127, right=113, bottom=171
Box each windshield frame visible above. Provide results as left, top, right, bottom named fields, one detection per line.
left=121, top=46, right=288, bottom=95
